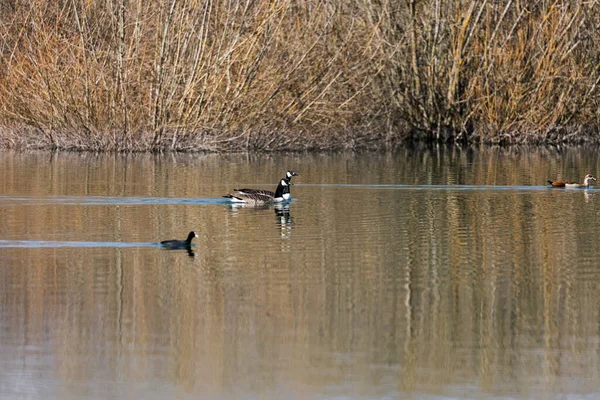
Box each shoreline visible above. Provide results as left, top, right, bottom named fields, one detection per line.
left=1, top=126, right=600, bottom=153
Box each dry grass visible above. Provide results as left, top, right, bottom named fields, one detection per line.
left=1, top=0, right=600, bottom=151
left=375, top=0, right=600, bottom=145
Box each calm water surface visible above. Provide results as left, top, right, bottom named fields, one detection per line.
left=2, top=147, right=600, bottom=399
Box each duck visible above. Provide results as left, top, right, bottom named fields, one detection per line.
left=547, top=174, right=597, bottom=188
left=160, top=231, right=198, bottom=249
left=223, top=177, right=294, bottom=205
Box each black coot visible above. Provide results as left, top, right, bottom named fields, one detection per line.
left=160, top=231, right=198, bottom=249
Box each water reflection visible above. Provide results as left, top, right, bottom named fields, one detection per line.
left=1, top=148, right=600, bottom=398
left=226, top=201, right=295, bottom=241
left=274, top=203, right=293, bottom=243
left=226, top=201, right=294, bottom=224
left=159, top=244, right=197, bottom=258
left=226, top=202, right=274, bottom=212
left=274, top=203, right=293, bottom=227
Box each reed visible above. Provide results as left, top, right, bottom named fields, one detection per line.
left=370, top=0, right=600, bottom=144
left=1, top=0, right=599, bottom=151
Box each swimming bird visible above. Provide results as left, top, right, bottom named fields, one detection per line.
left=223, top=177, right=294, bottom=205
left=232, top=171, right=299, bottom=198
left=548, top=174, right=597, bottom=188
left=160, top=231, right=198, bottom=249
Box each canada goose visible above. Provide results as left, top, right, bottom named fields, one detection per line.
left=548, top=174, right=597, bottom=188
left=160, top=231, right=198, bottom=249
left=223, top=178, right=293, bottom=205
left=232, top=171, right=299, bottom=198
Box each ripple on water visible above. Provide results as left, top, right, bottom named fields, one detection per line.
left=2, top=150, right=600, bottom=398
left=0, top=240, right=160, bottom=248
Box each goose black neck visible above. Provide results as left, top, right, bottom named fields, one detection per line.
left=275, top=179, right=290, bottom=198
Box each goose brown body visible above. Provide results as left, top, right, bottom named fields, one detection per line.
left=231, top=188, right=277, bottom=198
left=232, top=171, right=298, bottom=198
left=224, top=178, right=293, bottom=205
left=547, top=180, right=574, bottom=187
left=548, top=174, right=596, bottom=188
left=223, top=171, right=298, bottom=205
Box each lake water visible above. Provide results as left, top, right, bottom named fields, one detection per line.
left=1, top=147, right=600, bottom=399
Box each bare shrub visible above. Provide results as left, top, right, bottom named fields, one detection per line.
left=1, top=0, right=600, bottom=151
left=369, top=0, right=600, bottom=144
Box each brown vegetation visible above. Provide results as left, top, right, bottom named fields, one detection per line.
left=1, top=0, right=600, bottom=151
